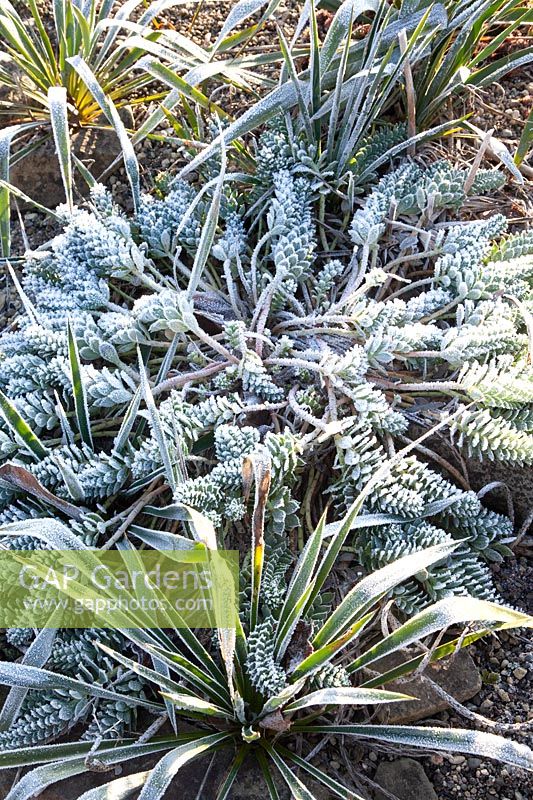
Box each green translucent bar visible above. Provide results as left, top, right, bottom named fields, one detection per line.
left=0, top=549, right=239, bottom=629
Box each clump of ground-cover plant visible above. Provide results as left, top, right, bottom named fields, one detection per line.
left=0, top=0, right=532, bottom=796
left=0, top=119, right=531, bottom=792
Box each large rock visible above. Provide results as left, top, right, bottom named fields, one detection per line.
left=373, top=758, right=437, bottom=800
left=375, top=650, right=482, bottom=725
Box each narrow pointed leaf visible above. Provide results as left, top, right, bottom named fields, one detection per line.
left=267, top=745, right=318, bottom=799
left=67, top=319, right=93, bottom=449
left=321, top=0, right=379, bottom=73
left=348, top=597, right=532, bottom=674
left=138, top=348, right=177, bottom=493
left=0, top=390, right=49, bottom=459
left=67, top=55, right=140, bottom=211
left=215, top=746, right=248, bottom=800
left=295, top=724, right=533, bottom=771
left=284, top=686, right=413, bottom=713
left=276, top=745, right=365, bottom=799
left=48, top=86, right=72, bottom=210
left=212, top=0, right=268, bottom=53
left=0, top=662, right=161, bottom=710
left=243, top=445, right=272, bottom=630
left=313, top=542, right=460, bottom=649
left=160, top=691, right=230, bottom=717
left=0, top=463, right=85, bottom=520
left=76, top=771, right=150, bottom=800
left=0, top=627, right=57, bottom=731
left=186, top=131, right=226, bottom=299
left=256, top=749, right=281, bottom=800
left=137, top=733, right=231, bottom=800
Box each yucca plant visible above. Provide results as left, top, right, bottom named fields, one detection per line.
left=177, top=0, right=533, bottom=184
left=0, top=0, right=171, bottom=140
left=174, top=0, right=455, bottom=185
left=0, top=0, right=287, bottom=254
left=0, top=0, right=283, bottom=129
left=0, top=493, right=531, bottom=799
left=409, top=0, right=533, bottom=127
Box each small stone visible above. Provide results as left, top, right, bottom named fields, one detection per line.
left=513, top=667, right=527, bottom=680
left=373, top=759, right=438, bottom=800
left=468, top=758, right=482, bottom=769
left=497, top=689, right=511, bottom=703
left=500, top=129, right=514, bottom=138
left=330, top=760, right=340, bottom=770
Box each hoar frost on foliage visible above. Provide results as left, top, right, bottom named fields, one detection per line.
left=0, top=124, right=532, bottom=746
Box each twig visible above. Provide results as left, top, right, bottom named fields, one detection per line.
left=464, top=128, right=494, bottom=194
left=153, top=361, right=230, bottom=396
left=422, top=675, right=533, bottom=734
left=103, top=481, right=167, bottom=550
left=136, top=712, right=169, bottom=745
left=511, top=507, right=533, bottom=552
left=397, top=434, right=470, bottom=490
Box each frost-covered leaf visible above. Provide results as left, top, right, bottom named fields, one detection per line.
left=284, top=686, right=414, bottom=712
left=0, top=392, right=49, bottom=460
left=296, top=724, right=533, bottom=771
left=0, top=627, right=57, bottom=731
left=313, top=542, right=460, bottom=648
left=48, top=87, right=73, bottom=210
left=137, top=733, right=232, bottom=800
left=75, top=771, right=150, bottom=800
left=349, top=597, right=532, bottom=674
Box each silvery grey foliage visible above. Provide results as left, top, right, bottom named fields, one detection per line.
left=246, top=617, right=287, bottom=696
left=0, top=124, right=531, bottom=751
left=0, top=630, right=144, bottom=749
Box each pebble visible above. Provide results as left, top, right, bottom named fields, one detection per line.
left=513, top=667, right=527, bottom=680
